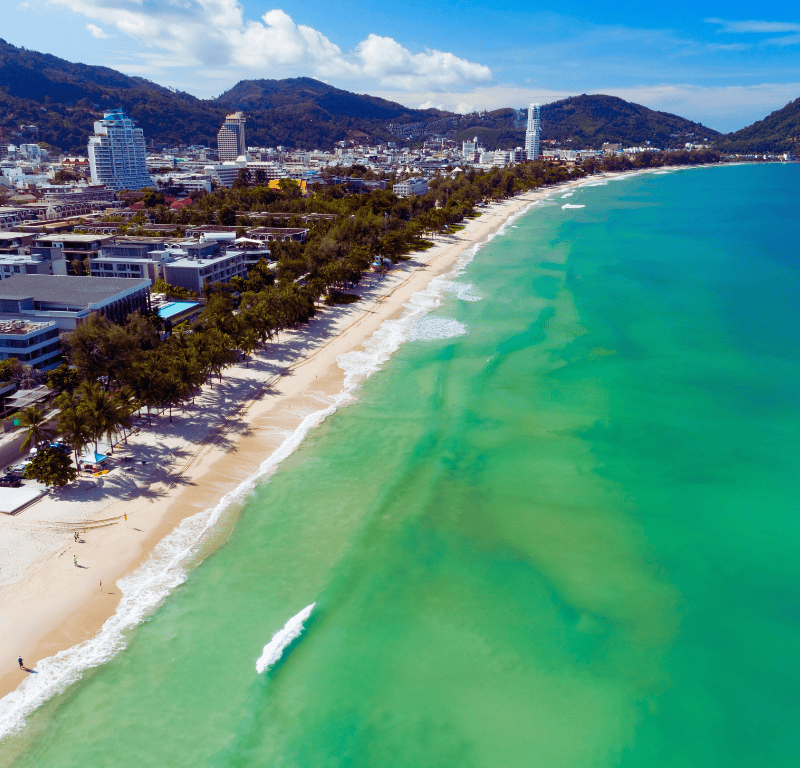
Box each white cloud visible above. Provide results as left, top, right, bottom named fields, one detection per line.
left=356, top=35, right=491, bottom=90
left=45, top=1, right=491, bottom=89
left=764, top=34, right=800, bottom=47
left=86, top=23, right=109, bottom=39
left=706, top=19, right=800, bottom=34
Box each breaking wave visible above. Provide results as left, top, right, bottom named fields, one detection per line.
left=255, top=603, right=316, bottom=674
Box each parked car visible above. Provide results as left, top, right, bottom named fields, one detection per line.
left=8, top=461, right=30, bottom=479
left=0, top=474, right=22, bottom=487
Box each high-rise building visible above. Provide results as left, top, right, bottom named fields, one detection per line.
left=87, top=109, right=153, bottom=191
left=217, top=112, right=247, bottom=161
left=525, top=103, right=541, bottom=161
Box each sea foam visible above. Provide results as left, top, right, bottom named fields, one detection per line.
left=562, top=204, right=586, bottom=209
left=408, top=317, right=467, bottom=342
left=444, top=280, right=483, bottom=302
left=255, top=603, right=316, bottom=674
left=0, top=193, right=542, bottom=742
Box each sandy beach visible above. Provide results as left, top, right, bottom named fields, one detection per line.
left=0, top=177, right=589, bottom=707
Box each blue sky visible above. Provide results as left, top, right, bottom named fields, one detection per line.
left=6, top=1, right=800, bottom=131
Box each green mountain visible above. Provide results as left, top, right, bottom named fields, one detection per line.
left=713, top=98, right=800, bottom=154
left=215, top=77, right=445, bottom=147
left=451, top=96, right=720, bottom=149
left=0, top=38, right=791, bottom=155
left=541, top=94, right=720, bottom=147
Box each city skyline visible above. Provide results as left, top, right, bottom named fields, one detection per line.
left=5, top=2, right=800, bottom=132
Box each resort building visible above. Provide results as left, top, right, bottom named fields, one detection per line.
left=0, top=274, right=151, bottom=331
left=0, top=233, right=36, bottom=256
left=0, top=208, right=29, bottom=232
left=31, top=234, right=113, bottom=275
left=0, top=318, right=62, bottom=370
left=204, top=162, right=245, bottom=188
left=393, top=178, right=429, bottom=197
left=0, top=253, right=67, bottom=281
left=88, top=110, right=154, bottom=191
left=245, top=227, right=309, bottom=243
left=525, top=103, right=541, bottom=161
left=162, top=248, right=247, bottom=294
left=217, top=112, right=247, bottom=161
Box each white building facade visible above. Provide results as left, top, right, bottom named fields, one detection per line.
left=217, top=112, right=247, bottom=161
left=525, top=103, right=541, bottom=161
left=393, top=177, right=429, bottom=197
left=88, top=110, right=154, bottom=191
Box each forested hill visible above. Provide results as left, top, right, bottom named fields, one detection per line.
left=451, top=95, right=721, bottom=149
left=544, top=95, right=720, bottom=147
left=217, top=78, right=442, bottom=122
left=0, top=38, right=225, bottom=151
left=713, top=98, right=800, bottom=153
left=0, top=38, right=790, bottom=154
left=215, top=77, right=444, bottom=146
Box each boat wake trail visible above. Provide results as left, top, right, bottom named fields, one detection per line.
left=255, top=603, right=316, bottom=674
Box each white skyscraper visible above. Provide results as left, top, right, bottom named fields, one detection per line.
left=87, top=109, right=153, bottom=191
left=217, top=112, right=247, bottom=161
left=525, top=103, right=541, bottom=161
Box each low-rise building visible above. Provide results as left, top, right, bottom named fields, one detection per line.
left=32, top=234, right=114, bottom=266
left=393, top=177, right=429, bottom=197
left=246, top=227, right=309, bottom=243
left=0, top=318, right=62, bottom=370
left=0, top=274, right=151, bottom=331
left=0, top=233, right=36, bottom=256
left=0, top=253, right=68, bottom=281
left=162, top=249, right=247, bottom=293
left=0, top=207, right=31, bottom=231
left=204, top=162, right=244, bottom=188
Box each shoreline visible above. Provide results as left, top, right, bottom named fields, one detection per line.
left=0, top=163, right=704, bottom=733
left=0, top=177, right=586, bottom=723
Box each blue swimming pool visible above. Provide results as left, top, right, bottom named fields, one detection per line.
left=157, top=301, right=201, bottom=320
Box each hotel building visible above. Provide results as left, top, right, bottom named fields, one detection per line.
left=88, top=110, right=154, bottom=191
left=525, top=104, right=541, bottom=161
left=217, top=112, right=247, bottom=161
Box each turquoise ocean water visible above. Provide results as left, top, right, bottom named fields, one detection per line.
left=1, top=163, right=798, bottom=766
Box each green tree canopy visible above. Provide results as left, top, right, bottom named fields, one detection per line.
left=24, top=445, right=77, bottom=488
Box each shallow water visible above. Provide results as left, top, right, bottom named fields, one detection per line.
left=2, top=163, right=799, bottom=767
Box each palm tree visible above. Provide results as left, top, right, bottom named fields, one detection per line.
left=78, top=382, right=124, bottom=454
left=131, top=354, right=165, bottom=424
left=17, top=406, right=55, bottom=454
left=55, top=392, right=92, bottom=467
left=113, top=386, right=138, bottom=443
left=240, top=327, right=260, bottom=367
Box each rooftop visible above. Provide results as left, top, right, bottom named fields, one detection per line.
left=0, top=275, right=150, bottom=305
left=0, top=233, right=34, bottom=242
left=0, top=319, right=55, bottom=335
left=36, top=234, right=111, bottom=244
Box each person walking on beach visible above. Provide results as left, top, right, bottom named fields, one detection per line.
left=18, top=656, right=23, bottom=669
left=73, top=555, right=77, bottom=567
